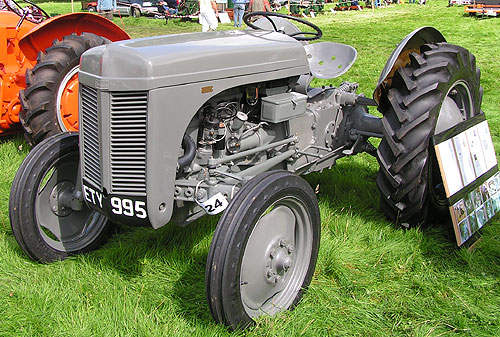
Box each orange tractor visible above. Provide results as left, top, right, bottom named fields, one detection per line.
left=1, top=0, right=130, bottom=145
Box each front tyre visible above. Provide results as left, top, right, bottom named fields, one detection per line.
left=206, top=171, right=320, bottom=329
left=9, top=133, right=111, bottom=262
left=20, top=33, right=109, bottom=146
left=376, top=42, right=482, bottom=226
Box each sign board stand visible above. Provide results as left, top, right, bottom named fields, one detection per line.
left=434, top=116, right=500, bottom=246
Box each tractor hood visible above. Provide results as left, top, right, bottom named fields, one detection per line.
left=79, top=30, right=309, bottom=90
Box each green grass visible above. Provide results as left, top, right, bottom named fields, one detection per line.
left=1, top=1, right=500, bottom=336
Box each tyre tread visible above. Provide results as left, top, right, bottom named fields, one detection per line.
left=376, top=42, right=482, bottom=226
left=20, top=33, right=108, bottom=146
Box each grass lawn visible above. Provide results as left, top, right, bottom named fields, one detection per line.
left=1, top=1, right=500, bottom=336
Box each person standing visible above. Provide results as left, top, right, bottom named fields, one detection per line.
left=199, top=0, right=218, bottom=32
left=232, top=0, right=247, bottom=27
left=248, top=0, right=271, bottom=13
left=98, top=0, right=116, bottom=20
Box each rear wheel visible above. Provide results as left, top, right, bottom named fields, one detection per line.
left=19, top=33, right=109, bottom=146
left=131, top=7, right=141, bottom=17
left=376, top=42, right=482, bottom=226
left=206, top=171, right=320, bottom=329
left=187, top=1, right=199, bottom=14
left=9, top=132, right=111, bottom=262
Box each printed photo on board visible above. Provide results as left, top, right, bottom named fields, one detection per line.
left=485, top=199, right=495, bottom=219
left=493, top=193, right=500, bottom=213
left=480, top=183, right=490, bottom=203
left=452, top=199, right=467, bottom=223
left=459, top=218, right=471, bottom=243
left=475, top=206, right=486, bottom=230
left=468, top=211, right=478, bottom=236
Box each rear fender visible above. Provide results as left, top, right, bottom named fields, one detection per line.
left=19, top=13, right=130, bottom=63
left=373, top=27, right=446, bottom=107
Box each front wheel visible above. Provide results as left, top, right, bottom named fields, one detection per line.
left=9, top=133, right=112, bottom=262
left=20, top=33, right=109, bottom=146
left=206, top=171, right=321, bottom=329
left=376, top=42, right=482, bottom=226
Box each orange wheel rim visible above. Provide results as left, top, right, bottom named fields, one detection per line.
left=57, top=66, right=80, bottom=132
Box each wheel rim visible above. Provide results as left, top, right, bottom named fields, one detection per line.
left=56, top=65, right=80, bottom=132
left=431, top=80, right=474, bottom=206
left=435, top=80, right=473, bottom=134
left=35, top=152, right=108, bottom=252
left=240, top=196, right=313, bottom=317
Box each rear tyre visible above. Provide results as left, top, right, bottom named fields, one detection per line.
left=20, top=33, right=109, bottom=146
left=206, top=171, right=320, bottom=329
left=9, top=132, right=111, bottom=262
left=376, top=42, right=482, bottom=226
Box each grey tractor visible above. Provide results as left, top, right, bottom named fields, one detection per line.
left=10, top=12, right=483, bottom=328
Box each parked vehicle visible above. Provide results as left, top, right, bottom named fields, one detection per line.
left=116, top=0, right=164, bottom=17
left=10, top=12, right=485, bottom=329
left=465, top=0, right=500, bottom=15
left=81, top=0, right=162, bottom=16
left=81, top=0, right=97, bottom=11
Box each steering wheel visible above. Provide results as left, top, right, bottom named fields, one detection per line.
left=6, top=0, right=50, bottom=23
left=243, top=11, right=322, bottom=41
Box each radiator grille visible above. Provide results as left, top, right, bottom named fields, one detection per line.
left=81, top=85, right=102, bottom=189
left=110, top=91, right=148, bottom=195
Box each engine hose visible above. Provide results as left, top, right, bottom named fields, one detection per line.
left=178, top=134, right=196, bottom=169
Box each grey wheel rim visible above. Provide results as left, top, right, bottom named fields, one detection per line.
left=240, top=196, right=313, bottom=318
left=35, top=153, right=108, bottom=252
left=431, top=80, right=474, bottom=206
left=435, top=80, right=473, bottom=134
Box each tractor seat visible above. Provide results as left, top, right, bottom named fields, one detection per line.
left=304, top=42, right=357, bottom=79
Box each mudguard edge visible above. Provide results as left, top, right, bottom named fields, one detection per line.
left=19, top=12, right=130, bottom=63
left=373, top=26, right=446, bottom=105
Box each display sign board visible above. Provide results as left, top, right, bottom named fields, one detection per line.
left=434, top=117, right=499, bottom=246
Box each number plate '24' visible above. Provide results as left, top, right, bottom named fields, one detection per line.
left=199, top=192, right=228, bottom=215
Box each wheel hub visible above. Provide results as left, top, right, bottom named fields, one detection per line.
left=49, top=181, right=75, bottom=216
left=266, top=238, right=294, bottom=284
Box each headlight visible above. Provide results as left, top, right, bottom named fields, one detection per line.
left=142, top=2, right=152, bottom=5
